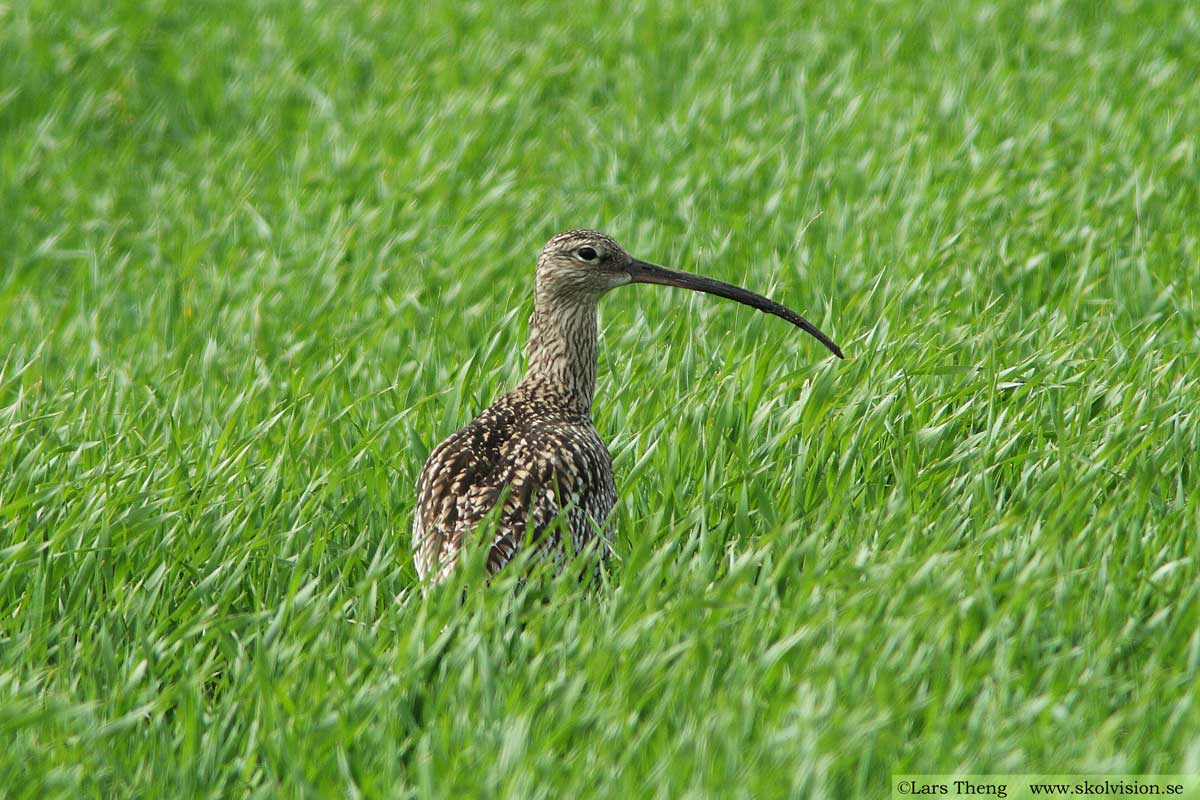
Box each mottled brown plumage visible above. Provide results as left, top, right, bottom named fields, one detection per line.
left=413, top=230, right=842, bottom=583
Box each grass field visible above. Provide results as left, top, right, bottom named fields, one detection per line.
left=2, top=0, right=1199, bottom=796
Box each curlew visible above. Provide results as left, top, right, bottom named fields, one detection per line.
left=413, top=230, right=843, bottom=583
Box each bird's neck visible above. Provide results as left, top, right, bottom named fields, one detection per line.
left=517, top=294, right=599, bottom=416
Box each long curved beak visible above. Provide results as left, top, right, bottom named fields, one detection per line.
left=626, top=258, right=844, bottom=359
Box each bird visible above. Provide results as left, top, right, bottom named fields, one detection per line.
left=413, top=230, right=843, bottom=584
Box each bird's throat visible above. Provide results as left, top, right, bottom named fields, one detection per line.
left=519, top=298, right=599, bottom=416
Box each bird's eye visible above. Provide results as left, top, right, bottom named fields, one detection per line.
left=577, top=246, right=599, bottom=261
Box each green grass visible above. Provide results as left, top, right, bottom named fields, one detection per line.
left=2, top=0, right=1198, bottom=796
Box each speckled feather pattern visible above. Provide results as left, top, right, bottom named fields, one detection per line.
left=413, top=385, right=617, bottom=582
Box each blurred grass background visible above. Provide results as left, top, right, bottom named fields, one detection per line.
left=1, top=0, right=1198, bottom=796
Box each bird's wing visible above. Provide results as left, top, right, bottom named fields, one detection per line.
left=413, top=409, right=514, bottom=581
left=413, top=412, right=613, bottom=580
left=484, top=423, right=615, bottom=574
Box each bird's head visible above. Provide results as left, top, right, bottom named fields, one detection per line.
left=535, top=229, right=635, bottom=300
left=535, top=229, right=844, bottom=358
